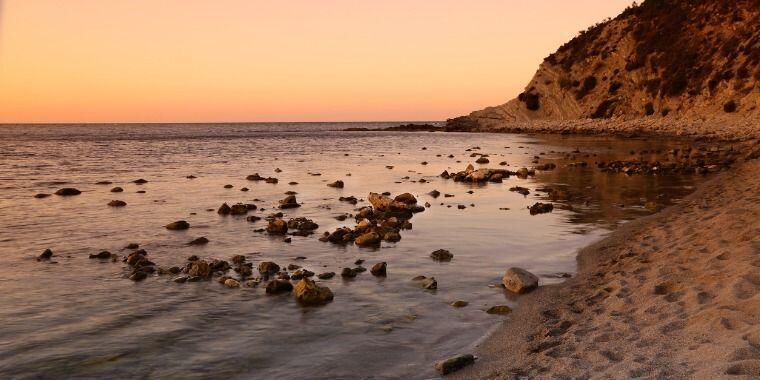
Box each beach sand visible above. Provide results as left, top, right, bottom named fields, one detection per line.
left=451, top=158, right=759, bottom=378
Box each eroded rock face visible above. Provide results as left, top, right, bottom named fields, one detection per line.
left=293, top=278, right=334, bottom=306
left=502, top=267, right=539, bottom=294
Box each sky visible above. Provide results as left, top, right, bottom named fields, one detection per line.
left=0, top=0, right=632, bottom=123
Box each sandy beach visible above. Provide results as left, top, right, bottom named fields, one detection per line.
left=449, top=154, right=759, bottom=378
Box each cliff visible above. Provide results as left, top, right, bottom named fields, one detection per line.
left=447, top=0, right=760, bottom=136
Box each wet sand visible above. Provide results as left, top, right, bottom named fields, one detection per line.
left=452, top=158, right=759, bottom=378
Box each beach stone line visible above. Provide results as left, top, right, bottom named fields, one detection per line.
left=434, top=354, right=475, bottom=375
left=502, top=267, right=539, bottom=294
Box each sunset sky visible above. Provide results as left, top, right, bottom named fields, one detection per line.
left=0, top=0, right=632, bottom=123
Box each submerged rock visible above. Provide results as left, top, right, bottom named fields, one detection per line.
left=486, top=305, right=513, bottom=315
left=502, top=267, right=539, bottom=294
left=266, top=218, right=288, bottom=234
left=450, top=300, right=469, bottom=308
left=34, top=193, right=51, bottom=198
left=529, top=202, right=554, bottom=215
left=434, top=354, right=475, bottom=375
left=188, top=236, right=209, bottom=246
left=89, top=251, right=112, bottom=259
left=188, top=260, right=211, bottom=278
left=110, top=187, right=123, bottom=193
left=430, top=249, right=453, bottom=261
left=327, top=180, right=344, bottom=188
left=278, top=195, right=300, bottom=209
left=509, top=186, right=530, bottom=196
left=55, top=188, right=81, bottom=196
left=37, top=249, right=54, bottom=261
left=293, top=278, right=334, bottom=306
left=370, top=262, right=387, bottom=276
left=165, top=220, right=190, bottom=230
left=341, top=267, right=358, bottom=278
left=265, top=279, right=293, bottom=294
left=108, top=200, right=127, bottom=207
left=317, top=272, right=336, bottom=280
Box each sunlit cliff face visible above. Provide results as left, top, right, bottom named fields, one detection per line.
left=0, top=0, right=631, bottom=123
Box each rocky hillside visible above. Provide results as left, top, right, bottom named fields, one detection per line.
left=447, top=0, right=760, bottom=132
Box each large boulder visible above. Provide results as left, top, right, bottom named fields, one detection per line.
left=293, top=278, right=334, bottom=306
left=502, top=267, right=539, bottom=294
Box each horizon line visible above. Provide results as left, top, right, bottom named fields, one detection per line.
left=0, top=120, right=445, bottom=126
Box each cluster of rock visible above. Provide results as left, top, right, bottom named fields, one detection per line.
left=440, top=164, right=535, bottom=183
left=246, top=173, right=278, bottom=183
left=318, top=192, right=424, bottom=246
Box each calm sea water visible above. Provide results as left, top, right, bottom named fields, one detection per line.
left=0, top=123, right=702, bottom=379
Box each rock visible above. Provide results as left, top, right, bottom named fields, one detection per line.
left=129, top=271, right=148, bottom=281
left=34, top=193, right=51, bottom=198
left=370, top=262, right=387, bottom=276
left=278, top=195, right=300, bottom=209
left=173, top=275, right=189, bottom=283
left=486, top=305, right=513, bottom=315
left=217, top=203, right=232, bottom=214
left=502, top=267, right=539, bottom=294
left=428, top=190, right=441, bottom=198
left=231, top=255, right=246, bottom=265
left=89, top=251, right=111, bottom=259
left=475, top=157, right=489, bottom=164
left=515, top=167, right=530, bottom=178
left=266, top=218, right=288, bottom=234
left=327, top=180, right=344, bottom=188
left=430, top=249, right=453, bottom=261
left=230, top=203, right=249, bottom=215
left=37, top=249, right=54, bottom=261
left=317, top=272, right=335, bottom=280
left=258, top=261, right=280, bottom=275
left=265, top=177, right=278, bottom=184
left=110, top=187, right=123, bottom=193
left=108, top=200, right=127, bottom=207
left=223, top=184, right=234, bottom=189
left=293, top=278, right=334, bottom=306
left=133, top=179, right=148, bottom=184
left=414, top=276, right=437, bottom=289
left=509, top=186, right=530, bottom=196
left=55, top=188, right=81, bottom=196
left=224, top=278, right=241, bottom=288
left=188, top=260, right=211, bottom=277
left=450, top=300, right=469, bottom=308
left=434, top=354, right=475, bottom=375
left=246, top=173, right=264, bottom=181
left=383, top=231, right=401, bottom=242
left=355, top=232, right=381, bottom=247
left=188, top=236, right=209, bottom=245
left=165, top=220, right=190, bottom=230
left=529, top=202, right=554, bottom=215
left=265, top=279, right=293, bottom=294
left=341, top=267, right=358, bottom=278
left=287, top=217, right=319, bottom=231
left=394, top=193, right=417, bottom=204
left=125, top=243, right=139, bottom=249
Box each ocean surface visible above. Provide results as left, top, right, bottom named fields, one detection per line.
left=0, top=123, right=704, bottom=379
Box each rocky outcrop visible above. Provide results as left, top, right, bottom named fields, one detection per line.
left=447, top=0, right=760, bottom=134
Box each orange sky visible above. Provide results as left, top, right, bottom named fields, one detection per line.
left=0, top=0, right=631, bottom=123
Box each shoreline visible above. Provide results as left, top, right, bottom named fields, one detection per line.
left=450, top=157, right=759, bottom=378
